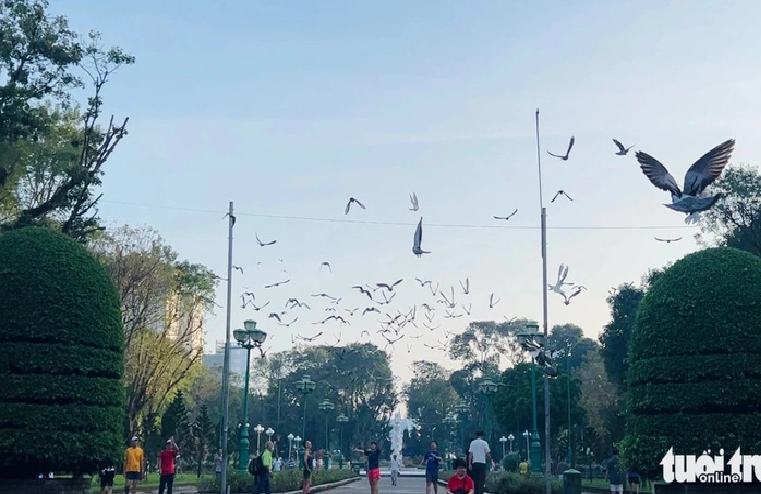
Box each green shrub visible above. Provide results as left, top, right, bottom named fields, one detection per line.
left=0, top=227, right=124, bottom=478
left=622, top=247, right=761, bottom=479
left=198, top=469, right=356, bottom=493
left=486, top=472, right=563, bottom=494
left=503, top=452, right=520, bottom=472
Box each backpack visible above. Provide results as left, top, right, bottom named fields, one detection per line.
left=249, top=455, right=265, bottom=477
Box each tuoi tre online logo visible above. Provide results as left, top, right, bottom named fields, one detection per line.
left=661, top=448, right=761, bottom=483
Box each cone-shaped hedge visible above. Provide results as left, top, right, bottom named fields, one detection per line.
left=622, top=247, right=761, bottom=479
left=0, top=227, right=124, bottom=478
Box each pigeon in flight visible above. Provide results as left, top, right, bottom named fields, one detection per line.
left=636, top=139, right=735, bottom=224
left=232, top=266, right=244, bottom=274
left=561, top=286, right=586, bottom=305
left=255, top=233, right=276, bottom=247
left=414, top=278, right=432, bottom=287
left=362, top=307, right=381, bottom=316
left=494, top=209, right=518, bottom=221
left=376, top=279, right=403, bottom=291
left=551, top=190, right=574, bottom=203
left=489, top=293, right=500, bottom=308
left=412, top=217, right=431, bottom=257
left=459, top=277, right=470, bottom=295
left=655, top=237, right=682, bottom=243
left=319, top=261, right=332, bottom=272
left=547, top=135, right=575, bottom=161
left=352, top=285, right=375, bottom=300
left=613, top=139, right=635, bottom=156
left=264, top=279, right=290, bottom=288
left=548, top=264, right=571, bottom=294
left=345, top=197, right=366, bottom=215
left=409, top=192, right=419, bottom=211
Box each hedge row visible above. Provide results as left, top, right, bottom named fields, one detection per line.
left=198, top=469, right=356, bottom=493
left=623, top=248, right=761, bottom=479
left=485, top=472, right=563, bottom=494
left=0, top=227, right=125, bottom=477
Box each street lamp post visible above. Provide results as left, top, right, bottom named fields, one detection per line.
left=478, top=378, right=499, bottom=443
left=508, top=434, right=515, bottom=452
left=522, top=430, right=530, bottom=459
left=564, top=344, right=573, bottom=467
left=254, top=424, right=264, bottom=456
left=317, top=399, right=335, bottom=469
left=336, top=413, right=349, bottom=456
left=233, top=320, right=268, bottom=474
left=287, top=433, right=294, bottom=462
left=499, top=436, right=507, bottom=459
left=266, top=427, right=275, bottom=444
left=295, top=375, right=316, bottom=442
left=294, top=436, right=302, bottom=461
left=517, top=323, right=544, bottom=477
left=455, top=400, right=469, bottom=452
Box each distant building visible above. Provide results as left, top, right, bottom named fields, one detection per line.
left=143, top=292, right=206, bottom=357
left=203, top=340, right=247, bottom=380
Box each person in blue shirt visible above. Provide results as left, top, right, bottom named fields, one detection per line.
left=419, top=441, right=442, bottom=494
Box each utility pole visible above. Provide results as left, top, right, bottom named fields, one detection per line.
left=219, top=202, right=235, bottom=494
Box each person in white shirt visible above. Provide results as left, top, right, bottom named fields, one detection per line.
left=274, top=457, right=282, bottom=472
left=467, top=431, right=493, bottom=494
left=389, top=455, right=400, bottom=486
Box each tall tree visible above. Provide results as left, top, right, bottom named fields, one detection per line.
left=576, top=350, right=621, bottom=451
left=546, top=323, right=599, bottom=371
left=1, top=1, right=134, bottom=239
left=162, top=391, right=191, bottom=453
left=404, top=361, right=458, bottom=456
left=192, top=405, right=214, bottom=477
left=697, top=164, right=761, bottom=257
left=90, top=225, right=218, bottom=437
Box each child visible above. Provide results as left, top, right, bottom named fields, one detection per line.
left=446, top=459, right=474, bottom=494
left=99, top=458, right=115, bottom=494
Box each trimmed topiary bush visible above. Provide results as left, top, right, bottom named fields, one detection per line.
left=0, top=227, right=124, bottom=478
left=622, top=247, right=761, bottom=479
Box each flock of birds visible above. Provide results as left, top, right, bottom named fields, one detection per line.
left=233, top=135, right=737, bottom=364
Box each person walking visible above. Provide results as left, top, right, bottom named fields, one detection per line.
left=389, top=454, right=400, bottom=486
left=627, top=470, right=641, bottom=494
left=157, top=437, right=179, bottom=494
left=556, top=457, right=568, bottom=483
left=420, top=441, right=442, bottom=494
left=465, top=437, right=474, bottom=480
left=603, top=448, right=624, bottom=494
left=302, top=441, right=314, bottom=494
left=99, top=459, right=115, bottom=494
left=123, top=436, right=144, bottom=494
left=467, top=431, right=492, bottom=494
left=256, top=441, right=275, bottom=494
left=353, top=441, right=382, bottom=494
left=214, top=449, right=224, bottom=482
left=274, top=456, right=282, bottom=472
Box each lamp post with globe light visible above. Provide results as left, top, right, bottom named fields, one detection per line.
left=522, top=430, right=530, bottom=460
left=295, top=375, right=316, bottom=441
left=478, top=378, right=499, bottom=442
left=233, top=320, right=268, bottom=473
left=508, top=434, right=515, bottom=452
left=517, top=323, right=544, bottom=477
left=287, top=433, right=294, bottom=462
left=444, top=412, right=458, bottom=456
left=294, top=436, right=302, bottom=459
left=499, top=436, right=507, bottom=459
left=455, top=400, right=469, bottom=451
left=336, top=413, right=349, bottom=457
left=266, top=427, right=275, bottom=443
left=317, top=399, right=335, bottom=469
left=254, top=424, right=264, bottom=456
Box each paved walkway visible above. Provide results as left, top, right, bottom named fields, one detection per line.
left=332, top=476, right=426, bottom=494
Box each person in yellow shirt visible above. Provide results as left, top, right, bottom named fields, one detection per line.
left=123, top=436, right=144, bottom=494
left=518, top=458, right=529, bottom=476
left=256, top=441, right=275, bottom=494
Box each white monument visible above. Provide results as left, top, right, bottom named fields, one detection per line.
left=388, top=411, right=418, bottom=461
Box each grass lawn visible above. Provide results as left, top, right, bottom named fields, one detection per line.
left=91, top=472, right=210, bottom=490
left=585, top=477, right=653, bottom=493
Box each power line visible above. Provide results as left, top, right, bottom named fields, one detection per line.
left=100, top=200, right=696, bottom=231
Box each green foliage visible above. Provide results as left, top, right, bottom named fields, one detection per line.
left=0, top=226, right=124, bottom=477
left=197, top=469, right=356, bottom=493
left=577, top=351, right=619, bottom=454
left=547, top=324, right=598, bottom=370
left=192, top=405, right=214, bottom=477
left=162, top=391, right=191, bottom=452
left=1, top=1, right=134, bottom=239
left=485, top=472, right=564, bottom=494
left=503, top=452, right=520, bottom=472
left=404, top=361, right=459, bottom=456
left=697, top=164, right=761, bottom=257
left=622, top=247, right=761, bottom=479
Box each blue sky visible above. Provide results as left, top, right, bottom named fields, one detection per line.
left=55, top=0, right=761, bottom=383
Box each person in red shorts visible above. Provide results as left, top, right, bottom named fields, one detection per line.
left=447, top=459, right=475, bottom=494
left=353, top=441, right=382, bottom=494
left=157, top=437, right=179, bottom=494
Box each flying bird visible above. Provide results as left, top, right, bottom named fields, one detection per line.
left=362, top=307, right=381, bottom=316
left=250, top=302, right=269, bottom=311
left=494, top=209, right=518, bottom=221
left=412, top=217, right=431, bottom=257
left=459, top=277, right=470, bottom=295
left=376, top=279, right=403, bottom=291
left=462, top=303, right=472, bottom=316
left=319, top=261, right=332, bottom=272
left=414, top=278, right=432, bottom=287
left=264, top=279, right=290, bottom=289
left=232, top=265, right=244, bottom=274
left=551, top=190, right=574, bottom=203
left=255, top=233, right=277, bottom=247
left=548, top=264, right=571, bottom=294
left=352, top=285, right=375, bottom=300
left=561, top=286, right=586, bottom=305
left=278, top=317, right=298, bottom=328
left=547, top=135, right=576, bottom=161
left=297, top=332, right=324, bottom=342
left=268, top=312, right=282, bottom=323
left=636, top=139, right=735, bottom=224
left=409, top=192, right=419, bottom=211
left=655, top=237, right=682, bottom=243
left=613, top=139, right=635, bottom=156
left=489, top=293, right=500, bottom=308
left=345, top=197, right=366, bottom=215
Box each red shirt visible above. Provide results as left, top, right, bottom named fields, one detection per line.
left=158, top=449, right=177, bottom=475
left=447, top=474, right=474, bottom=494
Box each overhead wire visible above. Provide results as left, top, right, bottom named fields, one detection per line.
left=101, top=200, right=696, bottom=231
